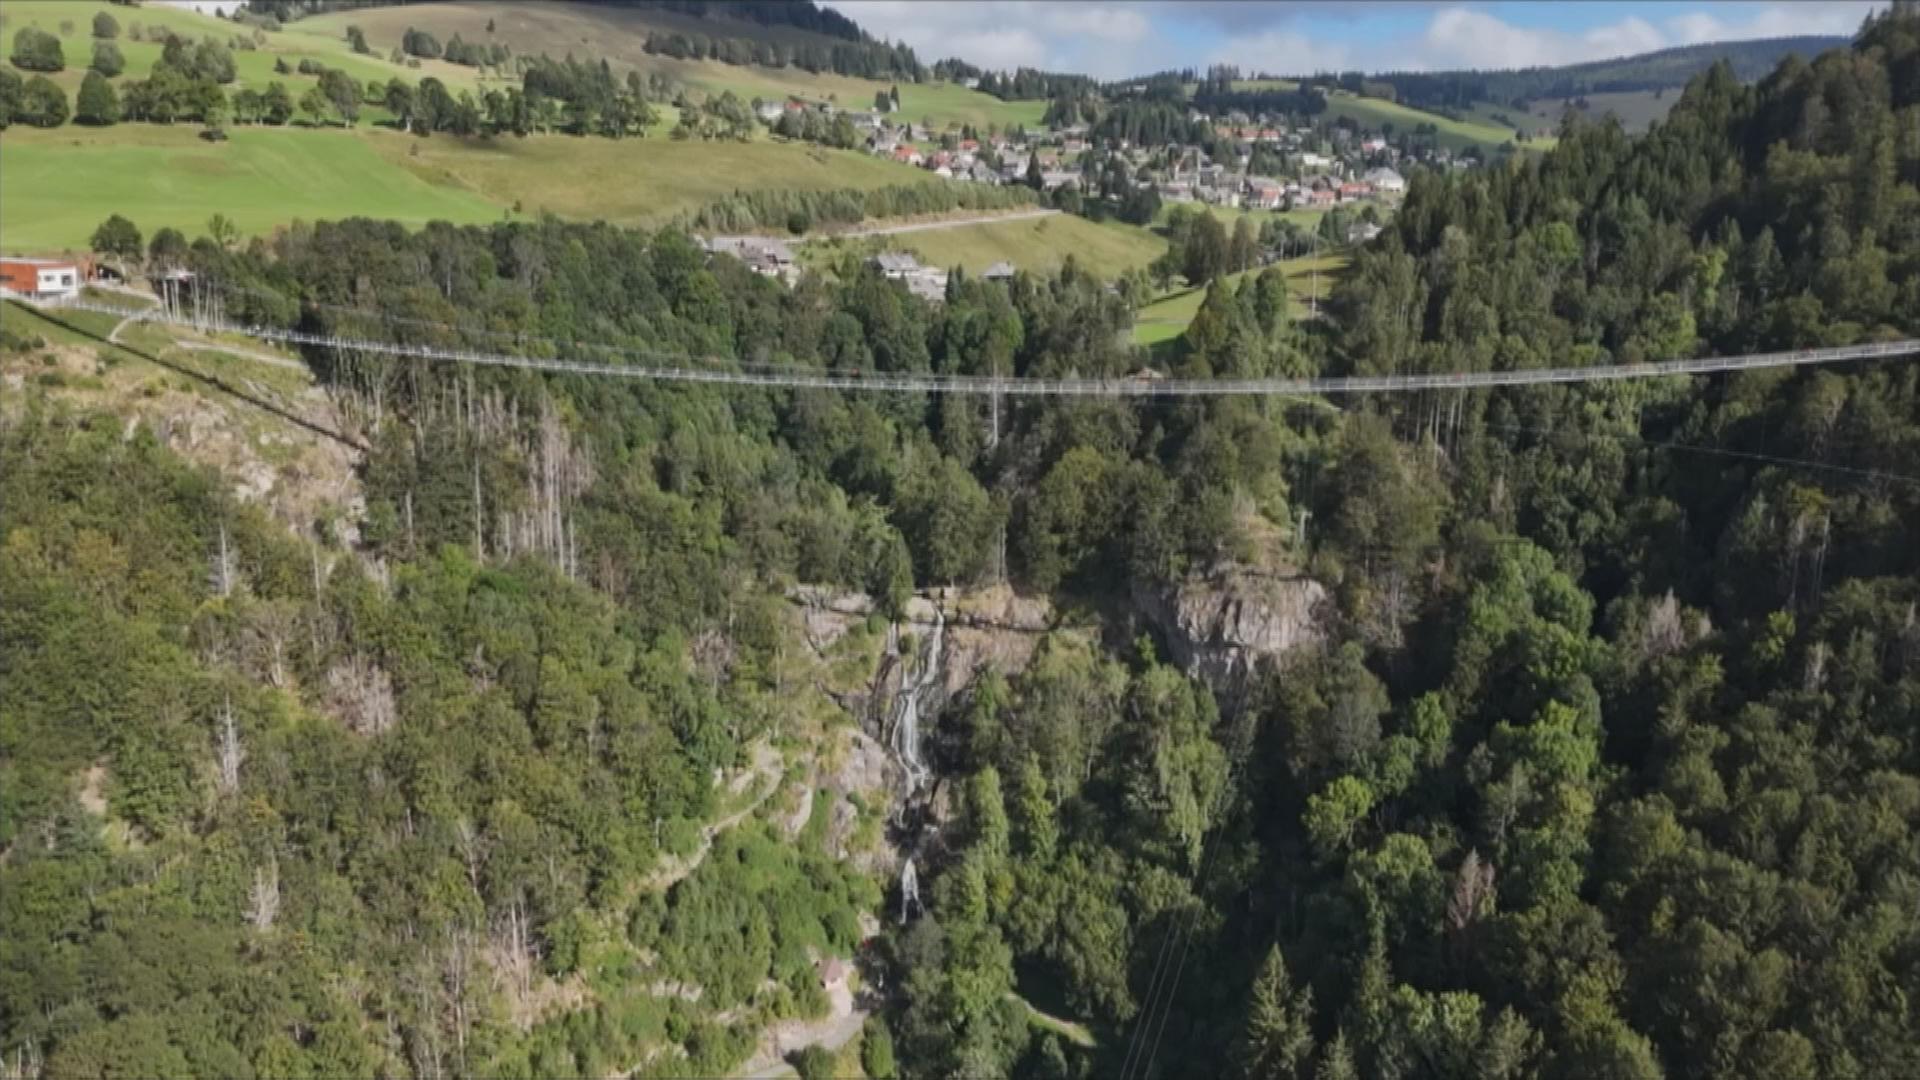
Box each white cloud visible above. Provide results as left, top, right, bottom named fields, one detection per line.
left=1664, top=3, right=1880, bottom=47
left=1039, top=6, right=1152, bottom=44
left=829, top=2, right=1149, bottom=75
left=1384, top=3, right=1882, bottom=73
left=831, top=1, right=1884, bottom=81
left=1211, top=30, right=1352, bottom=78
left=1417, top=8, right=1657, bottom=69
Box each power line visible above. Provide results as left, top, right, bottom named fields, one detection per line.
left=1483, top=421, right=1920, bottom=488
left=1119, top=705, right=1261, bottom=1080
left=42, top=296, right=1920, bottom=399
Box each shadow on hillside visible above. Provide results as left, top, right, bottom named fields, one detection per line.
left=26, top=306, right=366, bottom=452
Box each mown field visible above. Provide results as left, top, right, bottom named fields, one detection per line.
left=371, top=129, right=935, bottom=227
left=0, top=125, right=505, bottom=252
left=884, top=214, right=1167, bottom=278
left=295, top=1, right=1047, bottom=130
left=0, top=114, right=946, bottom=252
left=1132, top=251, right=1350, bottom=346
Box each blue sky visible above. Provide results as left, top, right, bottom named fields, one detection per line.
left=828, top=2, right=1882, bottom=80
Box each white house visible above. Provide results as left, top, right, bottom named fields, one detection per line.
left=1364, top=166, right=1407, bottom=194
left=0, top=257, right=82, bottom=300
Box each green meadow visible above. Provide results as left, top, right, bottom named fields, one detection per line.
left=885, top=214, right=1167, bottom=278
left=1132, top=251, right=1351, bottom=347
left=295, top=1, right=1046, bottom=130
left=0, top=125, right=504, bottom=252
left=2, top=0, right=436, bottom=96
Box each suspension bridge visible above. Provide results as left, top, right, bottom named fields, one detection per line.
left=32, top=295, right=1920, bottom=398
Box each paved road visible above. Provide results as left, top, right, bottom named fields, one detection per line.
left=793, top=208, right=1060, bottom=243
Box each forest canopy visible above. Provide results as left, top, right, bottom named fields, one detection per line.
left=5, top=5, right=1920, bottom=1079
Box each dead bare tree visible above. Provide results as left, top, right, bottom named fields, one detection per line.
left=245, top=860, right=280, bottom=932
left=216, top=696, right=244, bottom=796
left=326, top=655, right=398, bottom=735
left=1641, top=590, right=1687, bottom=660
left=487, top=899, right=537, bottom=1005
left=1804, top=640, right=1829, bottom=692
left=210, top=520, right=237, bottom=599
left=453, top=817, right=489, bottom=902
left=1446, top=849, right=1496, bottom=933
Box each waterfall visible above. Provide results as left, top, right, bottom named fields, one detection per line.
left=899, top=858, right=921, bottom=924
left=889, top=604, right=945, bottom=797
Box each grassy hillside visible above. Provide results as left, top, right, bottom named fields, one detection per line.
left=0, top=0, right=454, bottom=95
left=0, top=125, right=505, bottom=252
left=887, top=214, right=1167, bottom=278
left=0, top=115, right=941, bottom=252
left=1524, top=88, right=1677, bottom=134
left=370, top=130, right=934, bottom=227
left=1132, top=251, right=1349, bottom=346
left=1225, top=79, right=1520, bottom=154
left=293, top=2, right=1045, bottom=130
left=1317, top=90, right=1521, bottom=155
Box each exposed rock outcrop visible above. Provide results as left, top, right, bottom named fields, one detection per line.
left=790, top=584, right=1059, bottom=698
left=1134, top=567, right=1328, bottom=699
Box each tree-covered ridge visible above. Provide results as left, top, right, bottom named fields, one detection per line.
left=0, top=398, right=791, bottom=1075
left=913, top=11, right=1920, bottom=1079
left=1373, top=34, right=1852, bottom=112
left=4, top=7, right=1920, bottom=1080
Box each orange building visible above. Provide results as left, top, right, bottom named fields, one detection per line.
left=0, top=257, right=84, bottom=299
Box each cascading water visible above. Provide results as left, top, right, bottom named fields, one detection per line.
left=898, top=858, right=920, bottom=924
left=889, top=604, right=944, bottom=797
left=885, top=603, right=945, bottom=924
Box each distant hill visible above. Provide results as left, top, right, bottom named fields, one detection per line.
left=247, top=0, right=874, bottom=44
left=1376, top=35, right=1850, bottom=113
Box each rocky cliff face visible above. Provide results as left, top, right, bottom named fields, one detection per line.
left=1134, top=568, right=1328, bottom=699
left=792, top=584, right=1057, bottom=699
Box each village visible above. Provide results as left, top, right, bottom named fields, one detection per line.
left=750, top=88, right=1431, bottom=217
left=707, top=86, right=1442, bottom=302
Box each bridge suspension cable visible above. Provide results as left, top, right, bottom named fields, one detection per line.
left=41, top=297, right=1920, bottom=398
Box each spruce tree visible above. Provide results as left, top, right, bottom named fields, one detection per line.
left=1238, top=944, right=1315, bottom=1079
left=1315, top=1030, right=1359, bottom=1080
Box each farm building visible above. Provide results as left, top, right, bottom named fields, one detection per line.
left=0, top=257, right=84, bottom=300
left=701, top=237, right=796, bottom=282
left=871, top=253, right=923, bottom=279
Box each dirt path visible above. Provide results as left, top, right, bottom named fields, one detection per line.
left=735, top=982, right=867, bottom=1079
left=103, top=301, right=307, bottom=375
left=1010, top=992, right=1097, bottom=1048
left=642, top=743, right=784, bottom=892
left=172, top=339, right=309, bottom=372
left=107, top=310, right=149, bottom=345
left=785, top=766, right=819, bottom=836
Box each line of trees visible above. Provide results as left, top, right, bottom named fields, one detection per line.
left=642, top=29, right=922, bottom=82
left=685, top=181, right=1039, bottom=233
